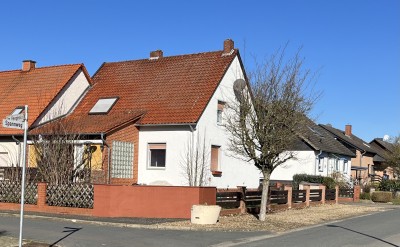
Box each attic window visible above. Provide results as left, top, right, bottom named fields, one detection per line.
left=11, top=107, right=24, bottom=115
left=89, top=97, right=118, bottom=114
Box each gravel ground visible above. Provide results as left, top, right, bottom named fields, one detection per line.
left=158, top=204, right=387, bottom=232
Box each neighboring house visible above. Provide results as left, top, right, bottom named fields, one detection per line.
left=319, top=124, right=377, bottom=184
left=0, top=60, right=91, bottom=180
left=370, top=137, right=395, bottom=179
left=271, top=119, right=355, bottom=183
left=48, top=39, right=261, bottom=188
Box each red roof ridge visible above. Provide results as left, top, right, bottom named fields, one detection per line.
left=102, top=49, right=237, bottom=65
left=26, top=63, right=82, bottom=70
left=0, top=63, right=83, bottom=74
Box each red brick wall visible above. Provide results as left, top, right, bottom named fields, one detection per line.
left=93, top=185, right=216, bottom=218
left=94, top=122, right=139, bottom=185
left=0, top=183, right=216, bottom=219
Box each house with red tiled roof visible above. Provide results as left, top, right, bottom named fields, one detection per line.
left=54, top=39, right=261, bottom=188
left=0, top=61, right=91, bottom=180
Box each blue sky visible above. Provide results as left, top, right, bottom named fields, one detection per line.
left=0, top=0, right=398, bottom=142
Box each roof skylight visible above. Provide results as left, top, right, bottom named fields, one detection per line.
left=11, top=107, right=24, bottom=115
left=89, top=97, right=118, bottom=114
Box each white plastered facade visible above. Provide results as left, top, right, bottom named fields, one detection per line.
left=137, top=55, right=261, bottom=188
left=270, top=150, right=353, bottom=181
left=35, top=69, right=90, bottom=125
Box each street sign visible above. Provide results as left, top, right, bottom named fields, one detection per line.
left=2, top=118, right=24, bottom=129
left=6, top=113, right=24, bottom=122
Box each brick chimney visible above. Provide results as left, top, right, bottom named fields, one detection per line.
left=345, top=124, right=352, bottom=136
left=223, top=39, right=234, bottom=54
left=22, top=60, right=36, bottom=72
left=150, top=50, right=163, bottom=59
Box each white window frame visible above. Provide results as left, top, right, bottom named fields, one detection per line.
left=318, top=157, right=324, bottom=172
left=147, top=143, right=167, bottom=169
left=343, top=160, right=348, bottom=174
left=11, top=107, right=24, bottom=115
left=89, top=97, right=118, bottom=114
left=335, top=159, right=339, bottom=172
left=217, top=101, right=225, bottom=125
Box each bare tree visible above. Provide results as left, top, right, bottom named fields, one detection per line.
left=225, top=47, right=319, bottom=221
left=181, top=130, right=210, bottom=186
left=29, top=118, right=91, bottom=184
left=384, top=135, right=400, bottom=177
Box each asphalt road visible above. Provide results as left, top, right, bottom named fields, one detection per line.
left=0, top=214, right=263, bottom=247
left=218, top=208, right=400, bottom=247
left=0, top=209, right=399, bottom=247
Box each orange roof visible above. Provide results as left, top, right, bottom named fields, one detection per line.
left=65, top=49, right=238, bottom=133
left=0, top=63, right=90, bottom=135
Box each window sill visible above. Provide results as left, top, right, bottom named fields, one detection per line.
left=212, top=170, right=222, bottom=177
left=147, top=166, right=166, bottom=170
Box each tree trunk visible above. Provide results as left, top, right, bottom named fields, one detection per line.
left=259, top=171, right=271, bottom=221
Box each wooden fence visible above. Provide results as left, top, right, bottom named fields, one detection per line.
left=217, top=185, right=360, bottom=215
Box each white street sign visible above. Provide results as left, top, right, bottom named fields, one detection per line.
left=2, top=118, right=24, bottom=129
left=6, top=113, right=24, bottom=122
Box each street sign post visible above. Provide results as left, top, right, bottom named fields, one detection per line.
left=3, top=106, right=28, bottom=247
left=2, top=119, right=24, bottom=129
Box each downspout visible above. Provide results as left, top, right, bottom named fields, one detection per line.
left=189, top=124, right=195, bottom=186
left=101, top=133, right=111, bottom=184
left=315, top=150, right=322, bottom=175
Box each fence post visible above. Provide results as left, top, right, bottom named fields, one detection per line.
left=353, top=185, right=361, bottom=202
left=284, top=185, right=292, bottom=209
left=320, top=185, right=326, bottom=205
left=304, top=185, right=310, bottom=207
left=237, top=186, right=247, bottom=214
left=37, top=182, right=47, bottom=208
left=335, top=185, right=339, bottom=204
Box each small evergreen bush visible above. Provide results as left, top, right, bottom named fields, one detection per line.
left=292, top=174, right=336, bottom=189
left=371, top=191, right=392, bottom=203
left=378, top=180, right=400, bottom=192
left=360, top=192, right=371, bottom=200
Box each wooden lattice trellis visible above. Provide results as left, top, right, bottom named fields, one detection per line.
left=46, top=183, right=94, bottom=209
left=0, top=181, right=37, bottom=205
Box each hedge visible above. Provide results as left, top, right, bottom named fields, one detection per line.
left=371, top=191, right=392, bottom=203
left=293, top=174, right=336, bottom=189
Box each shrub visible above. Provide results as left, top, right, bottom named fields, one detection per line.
left=378, top=180, right=400, bottom=192
left=371, top=191, right=392, bottom=203
left=362, top=184, right=372, bottom=193
left=292, top=174, right=336, bottom=189
left=360, top=192, right=371, bottom=200
left=322, top=177, right=336, bottom=189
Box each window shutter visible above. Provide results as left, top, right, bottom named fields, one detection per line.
left=217, top=101, right=225, bottom=110
left=211, top=146, right=219, bottom=171
left=148, top=144, right=166, bottom=150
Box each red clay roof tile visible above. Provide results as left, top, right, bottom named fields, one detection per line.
left=0, top=64, right=90, bottom=135
left=65, top=49, right=238, bottom=133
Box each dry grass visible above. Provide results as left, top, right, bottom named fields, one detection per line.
left=158, top=204, right=386, bottom=232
